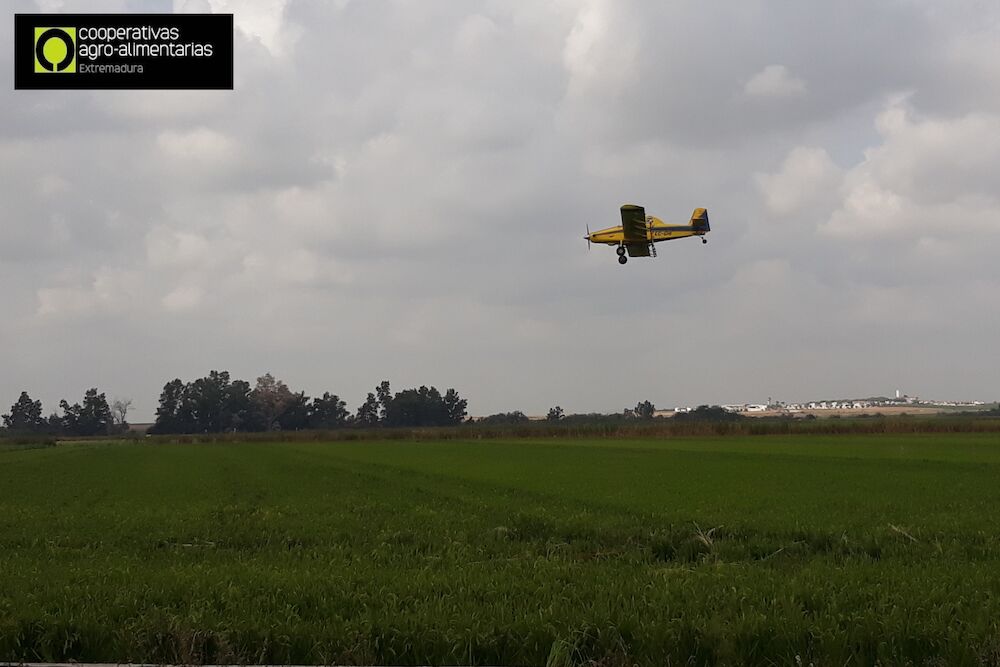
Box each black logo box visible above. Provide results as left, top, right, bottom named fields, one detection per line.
left=15, top=14, right=233, bottom=90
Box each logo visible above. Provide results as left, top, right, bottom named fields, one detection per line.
left=34, top=27, right=76, bottom=73
left=17, top=14, right=232, bottom=90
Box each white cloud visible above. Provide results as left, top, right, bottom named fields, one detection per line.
left=241, top=248, right=353, bottom=288
left=36, top=286, right=94, bottom=317
left=756, top=147, right=842, bottom=217
left=744, top=65, right=807, bottom=98
left=162, top=285, right=204, bottom=312
left=562, top=0, right=640, bottom=97
left=95, top=91, right=228, bottom=123
left=821, top=100, right=1000, bottom=240
left=454, top=14, right=500, bottom=56
left=37, top=267, right=142, bottom=317
left=175, top=0, right=297, bottom=57
left=157, top=127, right=238, bottom=164
left=36, top=174, right=71, bottom=197
left=146, top=227, right=213, bottom=268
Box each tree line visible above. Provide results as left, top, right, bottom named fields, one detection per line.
left=4, top=376, right=752, bottom=439
left=149, top=373, right=467, bottom=434
left=1, top=388, right=129, bottom=436
left=1, top=372, right=468, bottom=436
left=478, top=402, right=743, bottom=425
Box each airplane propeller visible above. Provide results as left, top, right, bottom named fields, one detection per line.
left=585, top=224, right=591, bottom=250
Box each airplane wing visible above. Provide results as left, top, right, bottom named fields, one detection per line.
left=625, top=243, right=651, bottom=257
left=620, top=205, right=647, bottom=243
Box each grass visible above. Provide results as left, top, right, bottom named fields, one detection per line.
left=2, top=434, right=1000, bottom=665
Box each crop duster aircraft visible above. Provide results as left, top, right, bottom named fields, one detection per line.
left=585, top=205, right=710, bottom=264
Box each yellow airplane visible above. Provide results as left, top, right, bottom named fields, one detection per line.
left=585, top=205, right=710, bottom=264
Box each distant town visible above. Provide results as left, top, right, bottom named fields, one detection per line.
left=670, top=390, right=990, bottom=417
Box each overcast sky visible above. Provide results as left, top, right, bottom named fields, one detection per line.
left=3, top=0, right=999, bottom=420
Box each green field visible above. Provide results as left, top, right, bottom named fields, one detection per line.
left=2, top=435, right=1000, bottom=665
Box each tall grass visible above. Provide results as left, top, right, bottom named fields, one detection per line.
left=2, top=434, right=1000, bottom=664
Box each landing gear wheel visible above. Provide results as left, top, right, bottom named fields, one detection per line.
left=616, top=246, right=626, bottom=256
left=701, top=238, right=707, bottom=244
left=618, top=255, right=627, bottom=265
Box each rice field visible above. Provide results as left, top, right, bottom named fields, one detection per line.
left=2, top=434, right=1000, bottom=665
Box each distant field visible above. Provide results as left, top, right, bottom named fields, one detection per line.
left=2, top=435, right=1000, bottom=665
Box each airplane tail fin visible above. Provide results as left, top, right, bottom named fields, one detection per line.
left=690, top=207, right=710, bottom=232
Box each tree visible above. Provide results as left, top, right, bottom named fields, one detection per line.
left=149, top=373, right=259, bottom=434
left=355, top=392, right=380, bottom=427
left=380, top=385, right=465, bottom=427
left=111, top=398, right=132, bottom=431
left=58, top=389, right=112, bottom=436
left=251, top=373, right=294, bottom=430
left=58, top=399, right=81, bottom=435
left=383, top=386, right=447, bottom=427
left=185, top=371, right=233, bottom=432
left=184, top=370, right=262, bottom=433
left=310, top=392, right=349, bottom=429
left=3, top=392, right=46, bottom=433
left=546, top=406, right=564, bottom=421
left=150, top=379, right=188, bottom=434
left=276, top=391, right=311, bottom=430
left=80, top=388, right=113, bottom=436
left=478, top=411, right=530, bottom=425
left=376, top=380, right=392, bottom=422
left=46, top=412, right=61, bottom=433
left=224, top=379, right=258, bottom=431
left=634, top=400, right=656, bottom=419
left=443, top=388, right=468, bottom=424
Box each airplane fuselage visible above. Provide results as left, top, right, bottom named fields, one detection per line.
left=587, top=216, right=706, bottom=245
